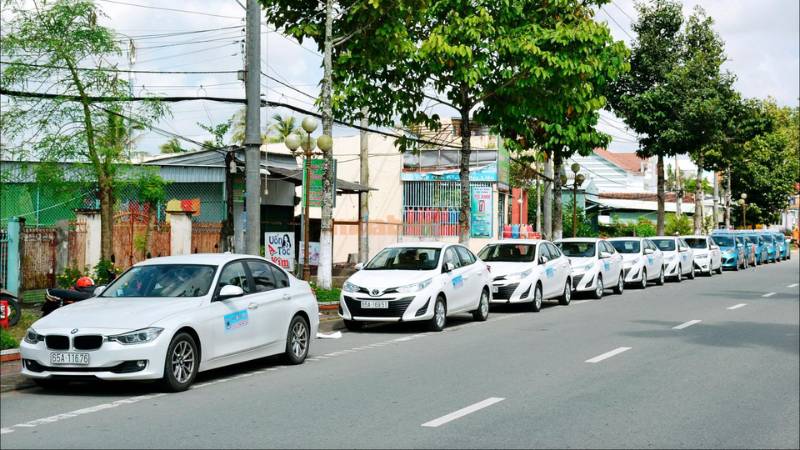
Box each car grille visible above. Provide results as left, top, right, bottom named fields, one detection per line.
left=572, top=274, right=584, bottom=289
left=73, top=335, right=103, bottom=351
left=45, top=335, right=69, bottom=350
left=623, top=267, right=632, bottom=278
left=493, top=283, right=519, bottom=300
left=343, top=296, right=414, bottom=317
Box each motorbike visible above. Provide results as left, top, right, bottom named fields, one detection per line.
left=0, top=289, right=21, bottom=327
left=42, top=286, right=95, bottom=317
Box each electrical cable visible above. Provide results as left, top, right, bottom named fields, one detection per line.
left=0, top=60, right=239, bottom=75
left=96, top=0, right=243, bottom=20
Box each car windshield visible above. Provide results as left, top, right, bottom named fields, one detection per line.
left=364, top=247, right=440, bottom=270
left=684, top=238, right=708, bottom=249
left=746, top=235, right=759, bottom=244
left=477, top=244, right=537, bottom=262
left=558, top=242, right=596, bottom=258
left=101, top=264, right=216, bottom=298
left=712, top=235, right=734, bottom=247
left=610, top=240, right=640, bottom=254
left=652, top=239, right=676, bottom=251
left=761, top=234, right=773, bottom=242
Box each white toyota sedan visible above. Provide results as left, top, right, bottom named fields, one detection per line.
left=20, top=254, right=318, bottom=392
left=682, top=235, right=723, bottom=276
left=340, top=242, right=491, bottom=331
left=652, top=236, right=696, bottom=282
left=477, top=239, right=573, bottom=312
left=608, top=238, right=666, bottom=288
left=555, top=238, right=624, bottom=299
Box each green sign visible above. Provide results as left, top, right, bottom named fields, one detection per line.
left=302, top=159, right=336, bottom=208
left=470, top=185, right=493, bottom=238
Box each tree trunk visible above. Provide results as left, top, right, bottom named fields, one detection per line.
left=535, top=173, right=541, bottom=233
left=458, top=90, right=472, bottom=244
left=543, top=153, right=553, bottom=239
left=693, top=154, right=704, bottom=234
left=723, top=166, right=731, bottom=229
left=712, top=170, right=719, bottom=231
left=675, top=155, right=682, bottom=216
left=552, top=151, right=563, bottom=240
left=656, top=155, right=665, bottom=235
left=99, top=179, right=114, bottom=263
left=317, top=0, right=335, bottom=289
left=358, top=107, right=369, bottom=263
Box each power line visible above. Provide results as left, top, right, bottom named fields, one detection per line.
left=135, top=34, right=243, bottom=50
left=599, top=6, right=634, bottom=40
left=134, top=41, right=240, bottom=65
left=0, top=88, right=257, bottom=105
left=96, top=0, right=243, bottom=20
left=260, top=70, right=316, bottom=100
left=114, top=26, right=243, bottom=41
left=0, top=60, right=239, bottom=75
left=611, top=1, right=635, bottom=22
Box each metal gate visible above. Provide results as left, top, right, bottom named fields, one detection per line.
left=402, top=181, right=492, bottom=238
left=0, top=229, right=7, bottom=289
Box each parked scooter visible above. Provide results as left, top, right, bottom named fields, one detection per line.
left=42, top=277, right=97, bottom=317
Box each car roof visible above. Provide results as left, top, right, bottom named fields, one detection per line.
left=652, top=236, right=681, bottom=240
left=485, top=239, right=544, bottom=245
left=681, top=235, right=708, bottom=239
left=554, top=238, right=602, bottom=243
left=136, top=253, right=257, bottom=266
left=387, top=241, right=451, bottom=249
left=607, top=237, right=647, bottom=241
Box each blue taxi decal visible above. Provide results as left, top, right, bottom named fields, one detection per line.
left=452, top=275, right=464, bottom=288
left=224, top=310, right=249, bottom=332
left=603, top=261, right=610, bottom=271
left=545, top=267, right=555, bottom=278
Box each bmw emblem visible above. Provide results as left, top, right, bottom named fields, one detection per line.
left=70, top=328, right=79, bottom=334
left=371, top=289, right=380, bottom=296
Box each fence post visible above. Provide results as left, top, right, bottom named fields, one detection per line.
left=6, top=217, right=21, bottom=297
left=75, top=209, right=102, bottom=271
left=168, top=211, right=193, bottom=256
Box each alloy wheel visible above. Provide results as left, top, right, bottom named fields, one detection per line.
left=290, top=320, right=308, bottom=359
left=171, top=341, right=195, bottom=384
left=435, top=301, right=446, bottom=329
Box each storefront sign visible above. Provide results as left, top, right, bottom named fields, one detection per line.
left=298, top=241, right=320, bottom=266
left=302, top=159, right=337, bottom=208
left=400, top=163, right=498, bottom=182
left=265, top=232, right=294, bottom=271
left=470, top=185, right=493, bottom=238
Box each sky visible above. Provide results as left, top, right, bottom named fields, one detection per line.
left=3, top=0, right=798, bottom=155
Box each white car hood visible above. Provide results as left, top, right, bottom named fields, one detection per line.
left=694, top=250, right=709, bottom=257
left=347, top=270, right=437, bottom=290
left=567, top=257, right=595, bottom=268
left=620, top=253, right=642, bottom=262
left=33, top=296, right=204, bottom=331
left=485, top=261, right=536, bottom=277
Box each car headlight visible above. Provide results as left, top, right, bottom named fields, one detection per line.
left=622, top=260, right=634, bottom=268
left=342, top=281, right=360, bottom=293
left=107, top=327, right=164, bottom=345
left=24, top=328, right=44, bottom=344
left=506, top=269, right=533, bottom=282
left=395, top=278, right=433, bottom=293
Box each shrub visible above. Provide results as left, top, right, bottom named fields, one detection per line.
left=57, top=266, right=84, bottom=288
left=93, top=259, right=121, bottom=285
left=665, top=213, right=692, bottom=235
left=1, top=328, right=18, bottom=350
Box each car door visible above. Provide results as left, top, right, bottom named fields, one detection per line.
left=455, top=246, right=483, bottom=306
left=441, top=246, right=469, bottom=312
left=643, top=240, right=658, bottom=276
left=206, top=260, right=267, bottom=360
left=536, top=244, right=555, bottom=297
left=708, top=237, right=721, bottom=269
left=678, top=238, right=693, bottom=274
left=601, top=241, right=621, bottom=282
left=545, top=242, right=570, bottom=295
left=245, top=259, right=293, bottom=348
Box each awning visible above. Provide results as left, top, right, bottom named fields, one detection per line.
left=588, top=197, right=696, bottom=214
left=266, top=165, right=373, bottom=194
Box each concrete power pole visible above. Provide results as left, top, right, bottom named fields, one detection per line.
left=712, top=171, right=719, bottom=230
left=317, top=0, right=335, bottom=289
left=358, top=107, right=369, bottom=263
left=543, top=155, right=553, bottom=240
left=244, top=0, right=262, bottom=255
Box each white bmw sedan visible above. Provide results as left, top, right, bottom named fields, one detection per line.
left=340, top=243, right=491, bottom=331
left=652, top=236, right=696, bottom=282
left=20, top=254, right=318, bottom=392
left=682, top=235, right=723, bottom=276
left=608, top=238, right=666, bottom=288
left=477, top=240, right=573, bottom=312
left=555, top=238, right=624, bottom=299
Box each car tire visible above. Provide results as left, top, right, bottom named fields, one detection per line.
left=733, top=261, right=740, bottom=271
left=591, top=275, right=604, bottom=300
left=716, top=265, right=723, bottom=275
left=639, top=269, right=648, bottom=289
left=558, top=281, right=571, bottom=305
left=472, top=289, right=489, bottom=322
left=161, top=332, right=199, bottom=392
left=428, top=296, right=447, bottom=332
left=675, top=266, right=682, bottom=282
left=530, top=283, right=543, bottom=312
left=284, top=315, right=309, bottom=365
left=656, top=267, right=665, bottom=286
left=688, top=266, right=695, bottom=280
left=343, top=319, right=363, bottom=331
left=613, top=272, right=624, bottom=295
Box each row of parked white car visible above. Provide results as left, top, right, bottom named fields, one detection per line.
left=338, top=235, right=741, bottom=332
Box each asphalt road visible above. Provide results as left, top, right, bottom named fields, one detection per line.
left=2, top=256, right=798, bottom=449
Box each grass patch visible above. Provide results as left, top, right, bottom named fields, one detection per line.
left=2, top=310, right=41, bottom=349
left=312, top=285, right=341, bottom=303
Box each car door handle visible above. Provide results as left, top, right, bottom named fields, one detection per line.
left=248, top=303, right=259, bottom=310
left=282, top=293, right=291, bottom=301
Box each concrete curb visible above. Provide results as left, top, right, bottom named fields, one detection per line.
left=1, top=348, right=21, bottom=362
left=318, top=317, right=345, bottom=333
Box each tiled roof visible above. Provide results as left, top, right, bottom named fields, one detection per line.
left=594, top=148, right=646, bottom=173
left=599, top=192, right=696, bottom=203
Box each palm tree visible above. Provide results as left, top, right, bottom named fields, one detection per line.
left=268, top=113, right=299, bottom=143
left=231, top=107, right=270, bottom=145
left=159, top=137, right=186, bottom=154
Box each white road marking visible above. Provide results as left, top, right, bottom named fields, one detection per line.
left=421, top=397, right=505, bottom=428
left=572, top=300, right=591, bottom=305
left=1, top=428, right=15, bottom=435
left=727, top=303, right=747, bottom=310
left=788, top=283, right=798, bottom=288
left=762, top=292, right=776, bottom=297
left=673, top=320, right=702, bottom=330
left=585, top=347, right=632, bottom=363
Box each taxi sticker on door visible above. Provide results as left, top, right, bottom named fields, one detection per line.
left=224, top=310, right=249, bottom=332
left=545, top=267, right=555, bottom=278
left=452, top=275, right=464, bottom=288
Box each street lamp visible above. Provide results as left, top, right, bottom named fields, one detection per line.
left=739, top=193, right=748, bottom=229
left=284, top=117, right=332, bottom=281
left=566, top=163, right=585, bottom=238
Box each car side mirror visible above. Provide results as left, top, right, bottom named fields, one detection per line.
left=93, top=285, right=106, bottom=297
left=354, top=262, right=364, bottom=271
left=442, top=262, right=455, bottom=273
left=644, top=248, right=654, bottom=255
left=600, top=251, right=612, bottom=259
left=538, top=256, right=549, bottom=265
left=217, top=284, right=244, bottom=300
left=710, top=245, right=719, bottom=250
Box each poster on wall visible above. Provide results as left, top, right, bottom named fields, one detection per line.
left=470, top=185, right=493, bottom=238
left=298, top=241, right=321, bottom=266
left=265, top=232, right=295, bottom=271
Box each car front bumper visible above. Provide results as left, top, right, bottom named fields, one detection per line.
left=20, top=332, right=169, bottom=381
left=489, top=278, right=534, bottom=303
left=622, top=263, right=644, bottom=283
left=339, top=290, right=436, bottom=322
left=694, top=258, right=711, bottom=272
left=572, top=269, right=599, bottom=292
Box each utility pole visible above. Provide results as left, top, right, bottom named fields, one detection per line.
left=712, top=171, right=719, bottom=230
left=358, top=107, right=369, bottom=263
left=317, top=0, right=335, bottom=288
left=244, top=0, right=262, bottom=256
left=543, top=154, right=553, bottom=240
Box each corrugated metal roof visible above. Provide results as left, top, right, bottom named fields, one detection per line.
left=267, top=166, right=372, bottom=193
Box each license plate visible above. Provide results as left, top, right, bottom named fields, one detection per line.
left=361, top=300, right=388, bottom=309
left=491, top=286, right=499, bottom=293
left=50, top=352, right=90, bottom=366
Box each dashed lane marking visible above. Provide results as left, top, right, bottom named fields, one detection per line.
left=762, top=292, right=776, bottom=298
left=673, top=320, right=702, bottom=330
left=421, top=397, right=505, bottom=428
left=787, top=283, right=798, bottom=288
left=585, top=347, right=632, bottom=363
left=727, top=303, right=747, bottom=310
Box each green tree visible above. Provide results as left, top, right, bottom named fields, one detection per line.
left=607, top=0, right=686, bottom=235
left=268, top=113, right=300, bottom=142
left=159, top=137, right=186, bottom=154
left=665, top=213, right=692, bottom=235
left=197, top=120, right=232, bottom=149
left=0, top=0, right=166, bottom=260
